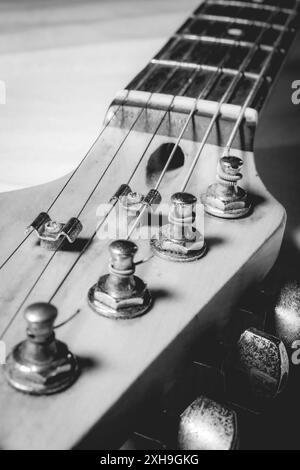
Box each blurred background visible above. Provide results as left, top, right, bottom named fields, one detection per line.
left=0, top=0, right=199, bottom=191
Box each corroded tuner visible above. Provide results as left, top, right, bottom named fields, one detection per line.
left=275, top=282, right=300, bottom=351
left=4, top=303, right=78, bottom=395
left=151, top=192, right=206, bottom=262
left=88, top=240, right=152, bottom=319
left=202, top=155, right=251, bottom=219
left=178, top=396, right=239, bottom=450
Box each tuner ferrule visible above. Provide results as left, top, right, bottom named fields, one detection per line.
left=88, top=240, right=152, bottom=319
left=202, top=155, right=251, bottom=219
left=151, top=192, right=206, bottom=262
left=4, top=303, right=79, bottom=395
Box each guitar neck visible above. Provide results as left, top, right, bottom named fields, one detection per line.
left=122, top=0, right=299, bottom=122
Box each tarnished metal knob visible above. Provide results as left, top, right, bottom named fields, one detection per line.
left=151, top=192, right=206, bottom=262
left=88, top=239, right=152, bottom=319
left=227, top=328, right=289, bottom=400
left=178, top=396, right=239, bottom=450
left=202, top=155, right=251, bottom=219
left=275, top=282, right=300, bottom=351
left=4, top=303, right=78, bottom=395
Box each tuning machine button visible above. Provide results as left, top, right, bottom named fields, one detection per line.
left=26, top=212, right=82, bottom=250
left=226, top=328, right=289, bottom=401
left=88, top=239, right=152, bottom=319
left=4, top=303, right=79, bottom=395
left=274, top=282, right=300, bottom=352
left=151, top=192, right=206, bottom=262
left=202, top=155, right=251, bottom=219
left=178, top=396, right=238, bottom=450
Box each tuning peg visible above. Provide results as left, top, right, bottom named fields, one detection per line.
left=88, top=239, right=152, bottom=319
left=274, top=282, right=300, bottom=351
left=227, top=328, right=289, bottom=400
left=151, top=192, right=206, bottom=262
left=202, top=155, right=251, bottom=219
left=178, top=396, right=238, bottom=450
left=4, top=303, right=79, bottom=395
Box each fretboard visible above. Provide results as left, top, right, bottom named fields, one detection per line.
left=126, top=0, right=299, bottom=111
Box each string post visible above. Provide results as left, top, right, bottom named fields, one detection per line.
left=88, top=240, right=152, bottom=319
left=202, top=155, right=251, bottom=219
left=26, top=212, right=82, bottom=250
left=4, top=302, right=79, bottom=395
left=151, top=192, right=206, bottom=262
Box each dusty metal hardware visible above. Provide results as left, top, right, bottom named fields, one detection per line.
left=274, top=282, right=300, bottom=351
left=120, top=191, right=145, bottom=214
left=4, top=303, right=79, bottom=395
left=229, top=328, right=289, bottom=399
left=120, top=188, right=161, bottom=213
left=151, top=192, right=206, bottom=262
left=109, top=183, right=132, bottom=203
left=26, top=212, right=82, bottom=250
left=88, top=239, right=152, bottom=319
left=178, top=396, right=239, bottom=450
left=202, top=155, right=251, bottom=219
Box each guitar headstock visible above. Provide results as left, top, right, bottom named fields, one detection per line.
left=0, top=0, right=298, bottom=450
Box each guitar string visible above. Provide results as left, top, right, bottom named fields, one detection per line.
left=222, top=7, right=298, bottom=155
left=0, top=9, right=291, bottom=336
left=0, top=52, right=213, bottom=338
left=181, top=5, right=298, bottom=191
left=0, top=103, right=153, bottom=340
left=46, top=34, right=253, bottom=309
left=125, top=15, right=278, bottom=238
left=179, top=6, right=283, bottom=192
left=0, top=29, right=205, bottom=272
left=0, top=34, right=241, bottom=336
left=0, top=100, right=128, bottom=272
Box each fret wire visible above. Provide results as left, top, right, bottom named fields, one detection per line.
left=205, top=0, right=294, bottom=14
left=180, top=6, right=281, bottom=192
left=47, top=65, right=215, bottom=304
left=175, top=33, right=274, bottom=52
left=1, top=1, right=298, bottom=337
left=192, top=13, right=290, bottom=30
left=126, top=19, right=249, bottom=240
left=0, top=39, right=213, bottom=336
left=151, top=59, right=261, bottom=82
left=224, top=9, right=297, bottom=156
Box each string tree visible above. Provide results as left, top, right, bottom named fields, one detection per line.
left=150, top=191, right=206, bottom=262
left=4, top=302, right=79, bottom=395
left=88, top=239, right=152, bottom=320
left=26, top=212, right=82, bottom=251
left=202, top=155, right=251, bottom=219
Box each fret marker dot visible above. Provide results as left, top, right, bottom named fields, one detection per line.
left=227, top=28, right=244, bottom=38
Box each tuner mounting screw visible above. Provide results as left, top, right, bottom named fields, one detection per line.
left=202, top=155, right=251, bottom=219
left=4, top=303, right=79, bottom=395
left=151, top=192, right=206, bottom=262
left=88, top=240, right=152, bottom=319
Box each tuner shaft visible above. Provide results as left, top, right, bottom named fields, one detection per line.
left=151, top=192, right=206, bottom=262
left=88, top=239, right=152, bottom=319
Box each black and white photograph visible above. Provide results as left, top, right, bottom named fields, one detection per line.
left=0, top=0, right=300, bottom=455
